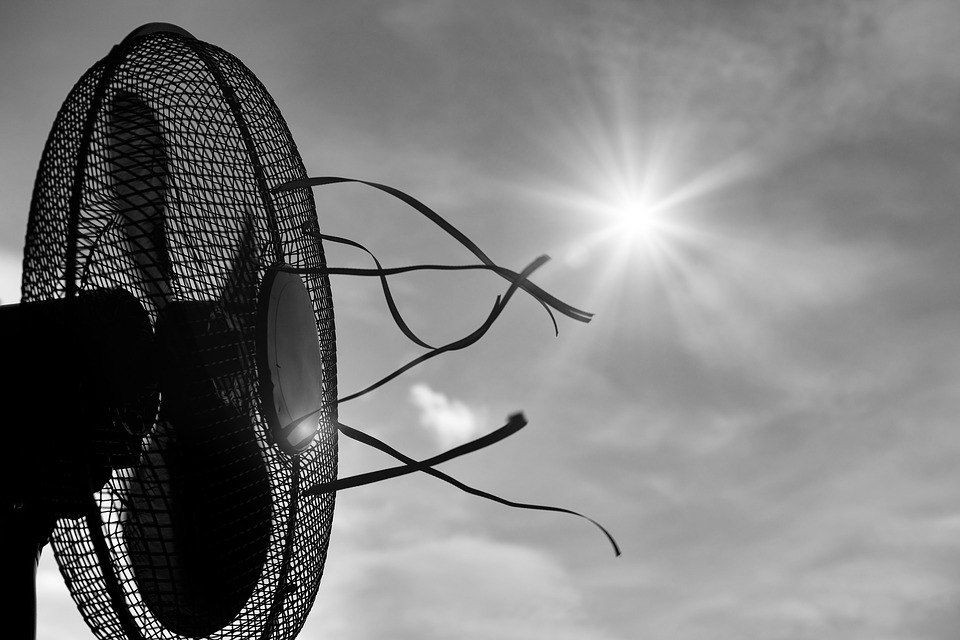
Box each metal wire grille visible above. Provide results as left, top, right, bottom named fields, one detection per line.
left=22, top=28, right=337, bottom=640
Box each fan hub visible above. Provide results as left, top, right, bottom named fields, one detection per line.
left=257, top=265, right=324, bottom=455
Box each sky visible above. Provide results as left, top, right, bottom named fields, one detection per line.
left=4, top=0, right=960, bottom=638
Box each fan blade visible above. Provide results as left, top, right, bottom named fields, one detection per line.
left=125, top=300, right=272, bottom=638
left=126, top=409, right=270, bottom=637
left=105, top=90, right=174, bottom=309
left=220, top=207, right=261, bottom=306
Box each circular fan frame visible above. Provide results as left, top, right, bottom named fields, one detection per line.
left=22, top=24, right=338, bottom=640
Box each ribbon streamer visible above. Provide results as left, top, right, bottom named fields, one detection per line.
left=302, top=415, right=621, bottom=557
left=274, top=176, right=594, bottom=329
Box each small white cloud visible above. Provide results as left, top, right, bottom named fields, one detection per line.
left=409, top=383, right=480, bottom=448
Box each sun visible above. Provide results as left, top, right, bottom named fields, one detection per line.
left=588, top=183, right=677, bottom=259
left=611, top=192, right=666, bottom=243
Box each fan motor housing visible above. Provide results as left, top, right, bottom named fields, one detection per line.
left=0, top=289, right=157, bottom=515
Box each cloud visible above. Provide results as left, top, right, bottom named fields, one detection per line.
left=409, top=383, right=482, bottom=448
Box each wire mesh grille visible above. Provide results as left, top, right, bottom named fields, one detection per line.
left=22, top=28, right=337, bottom=640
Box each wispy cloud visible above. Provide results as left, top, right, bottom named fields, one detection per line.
left=409, top=383, right=482, bottom=448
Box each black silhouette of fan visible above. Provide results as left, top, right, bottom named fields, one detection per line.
left=3, top=23, right=336, bottom=640
left=1, top=22, right=616, bottom=640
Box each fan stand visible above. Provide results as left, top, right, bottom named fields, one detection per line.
left=0, top=507, right=55, bottom=639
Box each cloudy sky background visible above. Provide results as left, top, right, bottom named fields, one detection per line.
left=4, top=0, right=960, bottom=638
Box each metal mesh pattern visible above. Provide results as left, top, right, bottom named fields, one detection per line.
left=22, top=28, right=337, bottom=640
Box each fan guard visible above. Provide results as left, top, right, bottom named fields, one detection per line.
left=23, top=24, right=337, bottom=640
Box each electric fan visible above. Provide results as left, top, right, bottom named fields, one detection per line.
left=4, top=23, right=336, bottom=640
left=1, top=22, right=616, bottom=640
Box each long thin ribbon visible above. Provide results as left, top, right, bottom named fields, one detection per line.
left=288, top=230, right=581, bottom=351
left=303, top=230, right=440, bottom=350
left=305, top=413, right=528, bottom=494
left=336, top=253, right=548, bottom=404
left=302, top=416, right=620, bottom=557
left=273, top=176, right=594, bottom=329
